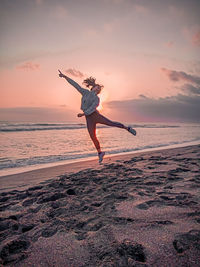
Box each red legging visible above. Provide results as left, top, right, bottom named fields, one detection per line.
left=85, top=111, right=125, bottom=151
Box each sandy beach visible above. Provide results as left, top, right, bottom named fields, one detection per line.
left=0, top=144, right=200, bottom=266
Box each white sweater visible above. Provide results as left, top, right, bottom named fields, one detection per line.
left=66, top=77, right=100, bottom=115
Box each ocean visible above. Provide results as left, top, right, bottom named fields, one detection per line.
left=0, top=121, right=200, bottom=176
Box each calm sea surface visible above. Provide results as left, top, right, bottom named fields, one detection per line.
left=0, top=121, right=200, bottom=176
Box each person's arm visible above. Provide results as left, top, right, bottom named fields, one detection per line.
left=77, top=113, right=84, bottom=117
left=58, top=70, right=87, bottom=95
left=84, top=97, right=100, bottom=116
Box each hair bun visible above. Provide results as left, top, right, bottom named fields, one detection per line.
left=83, top=76, right=104, bottom=91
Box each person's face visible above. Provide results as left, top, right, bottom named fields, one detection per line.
left=92, top=85, right=101, bottom=94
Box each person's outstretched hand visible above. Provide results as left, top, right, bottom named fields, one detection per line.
left=58, top=69, right=66, bottom=78
left=77, top=113, right=84, bottom=117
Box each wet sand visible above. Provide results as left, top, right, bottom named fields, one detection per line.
left=0, top=144, right=200, bottom=266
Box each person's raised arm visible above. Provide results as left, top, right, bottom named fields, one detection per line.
left=58, top=70, right=87, bottom=95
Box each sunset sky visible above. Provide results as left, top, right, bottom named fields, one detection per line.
left=0, top=0, right=200, bottom=122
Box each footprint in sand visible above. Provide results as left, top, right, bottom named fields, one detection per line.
left=111, top=216, right=135, bottom=225
left=117, top=239, right=146, bottom=263
left=41, top=226, right=58, bottom=238
left=0, top=239, right=30, bottom=265
left=136, top=199, right=164, bottom=210
left=136, top=203, right=149, bottom=210
left=173, top=230, right=200, bottom=253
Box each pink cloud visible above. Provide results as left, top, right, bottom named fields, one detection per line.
left=183, top=26, right=200, bottom=47
left=65, top=68, right=84, bottom=78
left=35, top=0, right=43, bottom=5
left=192, top=30, right=200, bottom=47
left=85, top=28, right=99, bottom=38
left=54, top=5, right=68, bottom=20
left=165, top=41, right=174, bottom=48
left=134, top=4, right=149, bottom=14
left=16, top=62, right=40, bottom=71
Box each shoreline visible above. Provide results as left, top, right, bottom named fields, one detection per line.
left=1, top=139, right=199, bottom=178
left=0, top=142, right=199, bottom=192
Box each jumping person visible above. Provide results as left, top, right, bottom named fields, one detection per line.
left=58, top=70, right=136, bottom=164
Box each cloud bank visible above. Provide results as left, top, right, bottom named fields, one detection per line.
left=161, top=68, right=200, bottom=84
left=106, top=94, right=200, bottom=123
